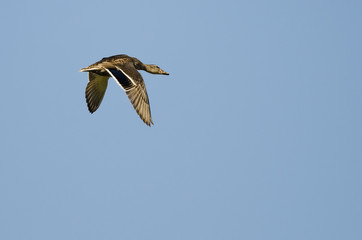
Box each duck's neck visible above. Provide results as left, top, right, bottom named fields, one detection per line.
left=132, top=58, right=152, bottom=72
left=136, top=63, right=160, bottom=74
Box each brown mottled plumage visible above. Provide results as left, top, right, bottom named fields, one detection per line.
left=80, top=55, right=169, bottom=126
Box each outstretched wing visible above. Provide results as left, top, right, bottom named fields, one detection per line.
left=125, top=82, right=153, bottom=126
left=104, top=66, right=153, bottom=126
left=85, top=72, right=109, bottom=113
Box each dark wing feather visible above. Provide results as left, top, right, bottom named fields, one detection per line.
left=106, top=68, right=136, bottom=91
left=85, top=72, right=109, bottom=113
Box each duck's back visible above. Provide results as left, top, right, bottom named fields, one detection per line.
left=99, top=54, right=132, bottom=65
left=101, top=54, right=130, bottom=62
left=87, top=54, right=133, bottom=70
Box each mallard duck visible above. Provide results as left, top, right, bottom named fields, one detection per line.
left=79, top=54, right=169, bottom=126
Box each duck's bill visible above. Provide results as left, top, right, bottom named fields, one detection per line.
left=160, top=69, right=169, bottom=75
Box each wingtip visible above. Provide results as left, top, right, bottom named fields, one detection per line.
left=143, top=118, right=154, bottom=127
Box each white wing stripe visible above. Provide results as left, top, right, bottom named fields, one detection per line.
left=115, top=66, right=137, bottom=86
left=103, top=67, right=135, bottom=91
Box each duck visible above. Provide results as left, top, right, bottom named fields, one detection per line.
left=79, top=54, right=169, bottom=126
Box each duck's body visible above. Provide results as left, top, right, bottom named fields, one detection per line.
left=80, top=54, right=169, bottom=126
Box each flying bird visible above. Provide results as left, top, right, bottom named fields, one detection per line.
left=80, top=54, right=169, bottom=126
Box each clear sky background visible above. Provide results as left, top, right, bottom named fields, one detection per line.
left=1, top=0, right=361, bottom=239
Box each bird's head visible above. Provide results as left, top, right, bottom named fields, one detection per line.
left=145, top=64, right=169, bottom=75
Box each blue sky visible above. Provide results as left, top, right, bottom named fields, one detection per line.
left=1, top=0, right=361, bottom=239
